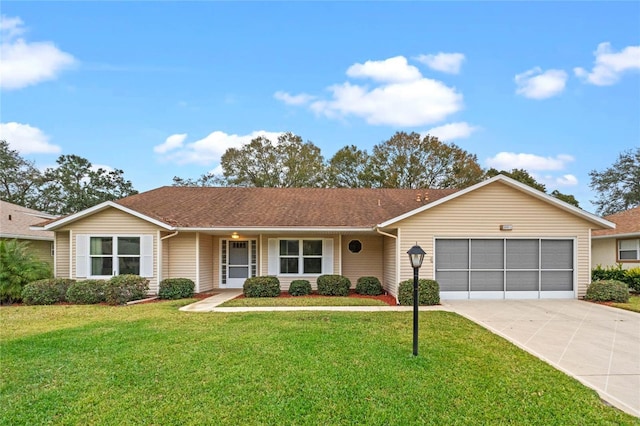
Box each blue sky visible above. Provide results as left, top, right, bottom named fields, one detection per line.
left=1, top=1, right=639, bottom=213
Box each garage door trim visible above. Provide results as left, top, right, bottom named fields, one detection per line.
left=435, top=237, right=576, bottom=300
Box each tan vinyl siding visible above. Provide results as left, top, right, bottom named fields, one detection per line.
left=382, top=234, right=397, bottom=295
left=199, top=234, right=214, bottom=292
left=390, top=182, right=597, bottom=298
left=63, top=207, right=161, bottom=292
left=25, top=239, right=54, bottom=267
left=341, top=235, right=383, bottom=288
left=164, top=233, right=197, bottom=284
left=592, top=239, right=617, bottom=269
left=55, top=231, right=70, bottom=278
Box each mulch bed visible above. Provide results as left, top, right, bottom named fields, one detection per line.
left=233, top=290, right=397, bottom=306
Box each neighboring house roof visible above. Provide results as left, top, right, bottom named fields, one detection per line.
left=592, top=206, right=640, bottom=239
left=0, top=200, right=56, bottom=241
left=40, top=175, right=616, bottom=232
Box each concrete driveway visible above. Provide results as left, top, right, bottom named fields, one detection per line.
left=444, top=299, right=640, bottom=417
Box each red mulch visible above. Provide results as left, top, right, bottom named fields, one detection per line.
left=233, top=290, right=397, bottom=306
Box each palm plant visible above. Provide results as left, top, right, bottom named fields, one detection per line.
left=0, top=240, right=52, bottom=304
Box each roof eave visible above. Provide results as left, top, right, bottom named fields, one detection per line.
left=592, top=232, right=640, bottom=240
left=174, top=226, right=376, bottom=233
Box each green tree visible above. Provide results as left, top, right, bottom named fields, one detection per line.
left=367, top=132, right=484, bottom=189
left=0, top=140, right=44, bottom=208
left=0, top=240, right=52, bottom=304
left=38, top=155, right=138, bottom=215
left=220, top=132, right=325, bottom=187
left=325, top=145, right=373, bottom=188
left=589, top=148, right=640, bottom=215
left=172, top=173, right=224, bottom=187
left=486, top=168, right=546, bottom=192
left=550, top=190, right=580, bottom=208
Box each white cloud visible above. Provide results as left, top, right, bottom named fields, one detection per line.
left=156, top=130, right=283, bottom=165
left=574, top=42, right=640, bottom=86
left=276, top=55, right=463, bottom=127
left=486, top=152, right=574, bottom=171
left=0, top=122, right=61, bottom=154
left=0, top=15, right=76, bottom=90
left=423, top=122, right=478, bottom=141
left=346, top=56, right=422, bottom=83
left=153, top=133, right=187, bottom=154
left=514, top=67, right=568, bottom=99
left=0, top=15, right=25, bottom=39
left=273, top=91, right=315, bottom=105
left=415, top=52, right=465, bottom=74
left=555, top=174, right=578, bottom=186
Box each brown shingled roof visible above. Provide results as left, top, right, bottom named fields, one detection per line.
left=114, top=186, right=458, bottom=228
left=592, top=206, right=640, bottom=237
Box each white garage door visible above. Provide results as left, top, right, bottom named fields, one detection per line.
left=436, top=238, right=574, bottom=299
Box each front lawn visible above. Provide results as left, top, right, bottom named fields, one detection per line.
left=611, top=294, right=640, bottom=313
left=220, top=295, right=389, bottom=307
left=1, top=302, right=636, bottom=425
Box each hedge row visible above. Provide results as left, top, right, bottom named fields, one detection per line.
left=21, top=275, right=149, bottom=306
left=592, top=265, right=640, bottom=292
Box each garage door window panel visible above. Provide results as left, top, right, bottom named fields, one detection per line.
left=471, top=271, right=504, bottom=291
left=471, top=239, right=504, bottom=269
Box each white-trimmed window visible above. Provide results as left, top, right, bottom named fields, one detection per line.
left=76, top=235, right=153, bottom=278
left=268, top=238, right=333, bottom=276
left=618, top=239, right=640, bottom=261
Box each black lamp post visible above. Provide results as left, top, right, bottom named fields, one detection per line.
left=407, top=244, right=426, bottom=356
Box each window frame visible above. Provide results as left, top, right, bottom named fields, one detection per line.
left=617, top=238, right=640, bottom=262
left=278, top=238, right=323, bottom=275
left=88, top=235, right=142, bottom=278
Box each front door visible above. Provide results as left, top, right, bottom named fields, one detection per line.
left=223, top=241, right=252, bottom=288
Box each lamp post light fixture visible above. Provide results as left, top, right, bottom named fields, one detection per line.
left=407, top=244, right=426, bottom=356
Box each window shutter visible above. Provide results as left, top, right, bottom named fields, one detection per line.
left=268, top=239, right=279, bottom=275
left=322, top=238, right=334, bottom=274
left=76, top=235, right=89, bottom=278
left=140, top=235, right=154, bottom=277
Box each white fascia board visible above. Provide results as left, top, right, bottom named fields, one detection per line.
left=174, top=226, right=375, bottom=233
left=43, top=201, right=174, bottom=231
left=592, top=232, right=640, bottom=240
left=377, top=175, right=616, bottom=230
left=0, top=233, right=54, bottom=241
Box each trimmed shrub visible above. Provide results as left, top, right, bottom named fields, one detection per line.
left=625, top=267, right=640, bottom=293
left=585, top=280, right=629, bottom=303
left=66, top=280, right=107, bottom=304
left=317, top=275, right=351, bottom=296
left=105, top=274, right=149, bottom=305
left=159, top=278, right=195, bottom=299
left=21, top=278, right=74, bottom=305
left=592, top=264, right=626, bottom=282
left=288, top=280, right=311, bottom=296
left=355, top=276, right=383, bottom=296
left=398, top=279, right=440, bottom=306
left=243, top=276, right=280, bottom=298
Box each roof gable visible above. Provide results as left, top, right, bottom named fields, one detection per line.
left=377, top=175, right=615, bottom=229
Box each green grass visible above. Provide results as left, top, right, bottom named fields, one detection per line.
left=611, top=294, right=640, bottom=313
left=1, top=301, right=637, bottom=425
left=220, top=296, right=388, bottom=307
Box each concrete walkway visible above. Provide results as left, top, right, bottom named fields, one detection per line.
left=443, top=299, right=640, bottom=418
left=180, top=294, right=639, bottom=417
